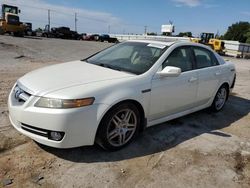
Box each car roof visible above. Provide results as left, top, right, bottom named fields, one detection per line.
left=128, top=39, right=176, bottom=47
left=127, top=39, right=215, bottom=52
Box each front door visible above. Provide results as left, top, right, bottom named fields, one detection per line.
left=149, top=46, right=198, bottom=121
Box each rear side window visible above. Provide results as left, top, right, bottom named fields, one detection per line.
left=193, top=47, right=218, bottom=69
left=163, top=47, right=193, bottom=72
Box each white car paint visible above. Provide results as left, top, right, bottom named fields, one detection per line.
left=8, top=40, right=236, bottom=148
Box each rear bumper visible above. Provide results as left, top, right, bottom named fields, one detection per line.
left=231, top=74, right=236, bottom=89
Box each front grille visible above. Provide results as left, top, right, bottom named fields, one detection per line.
left=7, top=15, right=20, bottom=25
left=21, top=123, right=48, bottom=137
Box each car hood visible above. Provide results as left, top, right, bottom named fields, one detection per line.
left=18, top=60, right=134, bottom=96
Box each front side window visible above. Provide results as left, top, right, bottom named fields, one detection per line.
left=86, top=42, right=168, bottom=75
left=193, top=47, right=218, bottom=69
left=162, top=47, right=193, bottom=72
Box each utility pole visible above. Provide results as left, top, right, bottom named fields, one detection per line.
left=108, top=25, right=110, bottom=34
left=48, top=9, right=51, bottom=31
left=144, top=26, right=147, bottom=35
left=75, top=12, right=77, bottom=32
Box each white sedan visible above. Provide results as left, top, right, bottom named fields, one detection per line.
left=8, top=40, right=236, bottom=150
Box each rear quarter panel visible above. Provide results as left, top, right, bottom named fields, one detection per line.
left=219, top=61, right=236, bottom=89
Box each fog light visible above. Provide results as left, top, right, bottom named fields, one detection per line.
left=49, top=131, right=64, bottom=141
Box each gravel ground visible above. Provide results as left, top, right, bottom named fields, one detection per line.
left=0, top=35, right=249, bottom=188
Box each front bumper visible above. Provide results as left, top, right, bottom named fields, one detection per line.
left=8, top=85, right=107, bottom=148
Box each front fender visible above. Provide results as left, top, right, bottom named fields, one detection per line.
left=95, top=86, right=151, bottom=126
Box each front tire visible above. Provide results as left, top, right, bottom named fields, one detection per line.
left=96, top=103, right=140, bottom=151
left=210, top=85, right=228, bottom=112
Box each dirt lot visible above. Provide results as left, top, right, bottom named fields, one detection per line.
left=0, top=35, right=250, bottom=188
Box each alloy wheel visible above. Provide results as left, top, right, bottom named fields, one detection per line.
left=215, top=87, right=227, bottom=110
left=107, top=108, right=137, bottom=147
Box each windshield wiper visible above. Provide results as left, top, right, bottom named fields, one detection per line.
left=81, top=58, right=88, bottom=62
left=98, top=63, right=121, bottom=71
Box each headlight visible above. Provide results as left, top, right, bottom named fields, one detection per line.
left=35, top=97, right=95, bottom=109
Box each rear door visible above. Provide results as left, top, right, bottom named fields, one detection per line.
left=192, top=47, right=221, bottom=106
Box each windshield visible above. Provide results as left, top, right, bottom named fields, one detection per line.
left=85, top=42, right=168, bottom=75
left=3, top=6, right=18, bottom=15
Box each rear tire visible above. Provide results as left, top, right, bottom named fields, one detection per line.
left=42, top=33, right=48, bottom=38
left=14, top=32, right=24, bottom=37
left=0, top=28, right=4, bottom=35
left=210, top=85, right=228, bottom=112
left=96, top=103, right=140, bottom=151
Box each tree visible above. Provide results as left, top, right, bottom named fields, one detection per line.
left=223, top=22, right=250, bottom=43
left=244, top=30, right=250, bottom=44
left=177, top=32, right=192, bottom=37
left=35, top=28, right=43, bottom=32
left=147, top=32, right=157, bottom=36
left=162, top=32, right=171, bottom=36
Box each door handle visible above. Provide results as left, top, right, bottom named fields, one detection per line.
left=188, top=77, right=198, bottom=83
left=215, top=72, right=221, bottom=76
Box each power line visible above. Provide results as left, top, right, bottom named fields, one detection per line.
left=6, top=3, right=48, bottom=11
left=51, top=9, right=75, bottom=17
left=16, top=2, right=158, bottom=28
left=6, top=2, right=160, bottom=33
left=21, top=18, right=47, bottom=24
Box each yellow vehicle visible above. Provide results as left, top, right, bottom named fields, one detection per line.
left=0, top=4, right=26, bottom=36
left=190, top=32, right=225, bottom=54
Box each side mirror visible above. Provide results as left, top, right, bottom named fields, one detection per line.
left=157, top=66, right=181, bottom=77
left=19, top=10, right=21, bottom=13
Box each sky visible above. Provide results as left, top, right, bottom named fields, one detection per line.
left=0, top=0, right=250, bottom=36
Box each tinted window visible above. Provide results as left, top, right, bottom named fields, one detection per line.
left=193, top=47, right=218, bottom=69
left=163, top=47, right=193, bottom=72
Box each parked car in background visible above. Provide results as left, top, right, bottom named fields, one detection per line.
left=40, top=25, right=80, bottom=40
left=84, top=34, right=99, bottom=41
left=23, top=22, right=36, bottom=36
left=78, top=33, right=87, bottom=40
left=8, top=40, right=236, bottom=151
left=99, top=34, right=119, bottom=43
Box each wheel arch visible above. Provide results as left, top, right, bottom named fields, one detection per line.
left=220, top=82, right=230, bottom=100
left=94, top=99, right=146, bottom=142
left=116, top=99, right=146, bottom=132
left=211, top=81, right=230, bottom=103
